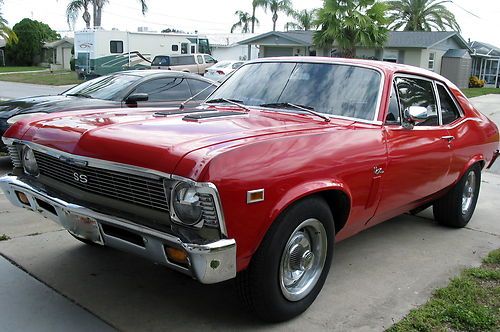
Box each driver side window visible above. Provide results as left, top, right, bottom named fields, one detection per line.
left=395, top=76, right=439, bottom=126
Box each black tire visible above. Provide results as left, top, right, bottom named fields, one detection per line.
left=433, top=163, right=481, bottom=228
left=237, top=196, right=335, bottom=322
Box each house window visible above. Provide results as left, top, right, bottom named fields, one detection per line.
left=428, top=52, right=435, bottom=70
left=110, top=41, right=123, bottom=54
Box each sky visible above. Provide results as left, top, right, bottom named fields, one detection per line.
left=1, top=0, right=500, bottom=47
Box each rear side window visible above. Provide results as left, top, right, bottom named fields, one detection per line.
left=437, top=84, right=461, bottom=125
left=188, top=79, right=216, bottom=100
left=110, top=41, right=123, bottom=54
left=133, top=78, right=191, bottom=101
left=395, top=76, right=438, bottom=126
left=172, top=45, right=179, bottom=52
left=197, top=55, right=203, bottom=64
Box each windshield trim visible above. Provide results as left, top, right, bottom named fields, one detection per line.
left=206, top=60, right=386, bottom=126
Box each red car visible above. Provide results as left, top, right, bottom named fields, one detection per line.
left=1, top=58, right=498, bottom=322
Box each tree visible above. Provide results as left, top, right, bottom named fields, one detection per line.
left=66, top=0, right=92, bottom=29
left=314, top=0, right=388, bottom=58
left=231, top=10, right=255, bottom=33
left=66, top=0, right=148, bottom=28
left=251, top=0, right=267, bottom=33
left=386, top=0, right=460, bottom=32
left=261, top=0, right=294, bottom=31
left=5, top=18, right=60, bottom=65
left=0, top=0, right=17, bottom=44
left=285, top=9, right=318, bottom=31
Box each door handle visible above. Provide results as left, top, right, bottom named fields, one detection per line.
left=441, top=135, right=455, bottom=142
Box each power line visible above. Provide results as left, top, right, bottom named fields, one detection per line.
left=448, top=0, right=481, bottom=19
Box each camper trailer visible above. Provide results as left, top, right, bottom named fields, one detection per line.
left=74, top=29, right=211, bottom=77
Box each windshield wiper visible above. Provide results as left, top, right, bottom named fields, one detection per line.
left=259, top=102, right=330, bottom=122
left=204, top=98, right=251, bottom=112
left=66, top=93, right=92, bottom=99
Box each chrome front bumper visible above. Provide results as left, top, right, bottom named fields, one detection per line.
left=0, top=175, right=236, bottom=284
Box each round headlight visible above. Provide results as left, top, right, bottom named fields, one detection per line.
left=172, top=183, right=202, bottom=226
left=22, top=146, right=39, bottom=176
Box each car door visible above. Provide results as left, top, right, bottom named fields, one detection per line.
left=374, top=75, right=453, bottom=220
left=434, top=81, right=467, bottom=184
left=124, top=77, right=192, bottom=108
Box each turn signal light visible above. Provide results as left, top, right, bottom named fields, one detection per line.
left=165, top=246, right=189, bottom=266
left=16, top=191, right=30, bottom=205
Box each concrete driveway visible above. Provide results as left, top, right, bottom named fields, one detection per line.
left=0, top=95, right=499, bottom=331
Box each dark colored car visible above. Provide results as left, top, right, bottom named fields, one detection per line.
left=0, top=70, right=219, bottom=150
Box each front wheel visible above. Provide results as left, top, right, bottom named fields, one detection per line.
left=433, top=163, right=481, bottom=228
left=237, top=196, right=334, bottom=322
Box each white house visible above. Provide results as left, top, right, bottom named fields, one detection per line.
left=43, top=37, right=74, bottom=70
left=205, top=33, right=259, bottom=61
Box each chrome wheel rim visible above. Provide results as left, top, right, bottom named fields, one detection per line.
left=462, top=171, right=476, bottom=215
left=279, top=218, right=327, bottom=301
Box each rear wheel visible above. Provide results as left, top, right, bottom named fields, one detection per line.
left=237, top=196, right=334, bottom=322
left=433, top=164, right=481, bottom=228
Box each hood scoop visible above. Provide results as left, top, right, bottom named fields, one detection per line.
left=183, top=111, right=245, bottom=121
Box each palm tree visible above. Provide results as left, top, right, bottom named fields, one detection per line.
left=0, top=1, right=17, bottom=44
left=231, top=11, right=255, bottom=33
left=386, top=0, right=460, bottom=32
left=261, top=0, right=294, bottom=31
left=66, top=0, right=92, bottom=29
left=314, top=0, right=388, bottom=58
left=66, top=0, right=148, bottom=28
left=251, top=0, right=267, bottom=33
left=285, top=8, right=318, bottom=31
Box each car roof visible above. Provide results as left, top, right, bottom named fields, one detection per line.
left=250, top=56, right=448, bottom=82
left=110, top=69, right=218, bottom=84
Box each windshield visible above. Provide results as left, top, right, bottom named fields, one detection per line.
left=209, top=62, right=381, bottom=121
left=63, top=74, right=140, bottom=100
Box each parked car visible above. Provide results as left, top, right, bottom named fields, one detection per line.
left=1, top=58, right=498, bottom=322
left=204, top=60, right=244, bottom=81
left=0, top=70, right=219, bottom=150
left=151, top=53, right=217, bottom=75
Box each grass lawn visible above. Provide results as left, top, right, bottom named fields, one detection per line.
left=388, top=248, right=500, bottom=332
left=0, top=66, right=45, bottom=73
left=0, top=70, right=82, bottom=86
left=462, top=88, right=500, bottom=98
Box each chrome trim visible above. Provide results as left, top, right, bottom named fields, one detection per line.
left=0, top=174, right=236, bottom=284
left=171, top=175, right=227, bottom=237
left=4, top=139, right=228, bottom=237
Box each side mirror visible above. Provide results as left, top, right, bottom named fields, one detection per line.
left=125, top=93, right=149, bottom=104
left=404, top=106, right=428, bottom=125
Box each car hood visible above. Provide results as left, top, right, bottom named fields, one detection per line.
left=6, top=107, right=337, bottom=177
left=0, top=95, right=118, bottom=118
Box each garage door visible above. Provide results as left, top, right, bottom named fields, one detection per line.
left=264, top=47, right=294, bottom=57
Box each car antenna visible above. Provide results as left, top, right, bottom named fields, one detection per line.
left=179, top=80, right=219, bottom=110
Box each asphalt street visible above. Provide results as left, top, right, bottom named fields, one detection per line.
left=0, top=89, right=498, bottom=331
left=0, top=81, right=74, bottom=100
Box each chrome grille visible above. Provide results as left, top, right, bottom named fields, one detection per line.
left=33, top=151, right=169, bottom=212
left=7, top=145, right=22, bottom=167
left=198, top=193, right=219, bottom=227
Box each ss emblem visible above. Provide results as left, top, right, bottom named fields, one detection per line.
left=73, top=172, right=88, bottom=184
